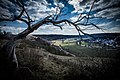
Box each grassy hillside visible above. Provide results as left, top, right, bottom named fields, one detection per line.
left=0, top=39, right=120, bottom=80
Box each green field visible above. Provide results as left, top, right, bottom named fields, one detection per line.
left=52, top=39, right=119, bottom=58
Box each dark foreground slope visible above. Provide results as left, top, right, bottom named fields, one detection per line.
left=0, top=38, right=120, bottom=80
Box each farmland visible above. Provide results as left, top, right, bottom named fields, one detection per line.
left=52, top=39, right=119, bottom=58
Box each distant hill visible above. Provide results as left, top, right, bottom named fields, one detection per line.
left=34, top=33, right=120, bottom=40
left=34, top=34, right=79, bottom=40
left=89, top=33, right=120, bottom=39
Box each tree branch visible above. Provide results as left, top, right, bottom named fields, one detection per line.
left=1, top=0, right=102, bottom=41
left=86, top=0, right=95, bottom=24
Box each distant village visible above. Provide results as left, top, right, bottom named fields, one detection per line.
left=43, top=33, right=120, bottom=49
left=0, top=30, right=120, bottom=49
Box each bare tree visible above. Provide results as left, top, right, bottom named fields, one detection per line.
left=0, top=0, right=103, bottom=40
left=0, top=0, right=103, bottom=79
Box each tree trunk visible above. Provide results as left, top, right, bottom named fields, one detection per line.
left=0, top=40, right=18, bottom=79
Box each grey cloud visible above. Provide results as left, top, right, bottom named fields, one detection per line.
left=0, top=0, right=49, bottom=21
left=0, top=0, right=17, bottom=20
left=0, top=7, right=12, bottom=19
left=93, top=0, right=120, bottom=19
left=116, top=19, right=120, bottom=22
left=94, top=8, right=120, bottom=19
left=94, top=0, right=120, bottom=10
left=26, top=0, right=50, bottom=18
left=79, top=0, right=91, bottom=6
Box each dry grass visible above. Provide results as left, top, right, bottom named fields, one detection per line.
left=0, top=39, right=120, bottom=80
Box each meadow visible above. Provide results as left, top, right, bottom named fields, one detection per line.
left=52, top=39, right=119, bottom=58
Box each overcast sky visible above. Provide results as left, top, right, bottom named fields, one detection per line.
left=0, top=0, right=120, bottom=35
